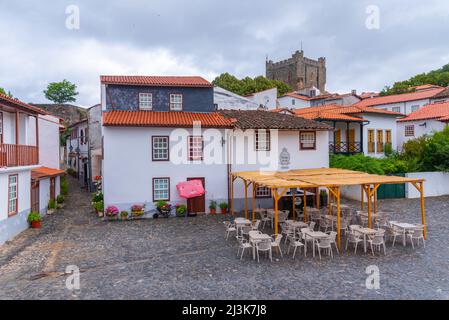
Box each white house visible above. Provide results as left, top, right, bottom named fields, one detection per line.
left=293, top=104, right=403, bottom=157
left=356, top=85, right=445, bottom=115
left=66, top=119, right=90, bottom=188
left=278, top=92, right=312, bottom=109
left=100, top=75, right=332, bottom=215
left=244, top=88, right=278, bottom=110
left=1, top=93, right=63, bottom=245
left=213, top=86, right=259, bottom=110
left=397, top=101, right=449, bottom=150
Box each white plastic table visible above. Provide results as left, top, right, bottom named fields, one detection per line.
left=249, top=232, right=272, bottom=260
left=302, top=230, right=328, bottom=257
left=390, top=222, right=417, bottom=246
left=355, top=227, right=378, bottom=253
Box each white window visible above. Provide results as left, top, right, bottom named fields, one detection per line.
left=139, top=93, right=153, bottom=110
left=405, top=125, right=415, bottom=137
left=255, top=130, right=270, bottom=151
left=292, top=99, right=296, bottom=106
left=170, top=94, right=183, bottom=111
left=300, top=131, right=316, bottom=150
left=8, top=175, right=18, bottom=216
left=392, top=107, right=401, bottom=113
left=153, top=178, right=170, bottom=201
left=255, top=187, right=271, bottom=198
left=152, top=136, right=169, bottom=161
left=188, top=136, right=203, bottom=161
left=411, top=105, right=420, bottom=112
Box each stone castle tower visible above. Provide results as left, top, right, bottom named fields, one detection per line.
left=266, top=50, right=326, bottom=92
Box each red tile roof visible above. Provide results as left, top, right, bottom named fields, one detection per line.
left=397, top=101, right=449, bottom=122
left=103, top=110, right=233, bottom=128
left=292, top=104, right=402, bottom=122
left=280, top=92, right=312, bottom=101
left=412, top=84, right=443, bottom=91
left=100, top=76, right=213, bottom=87
left=354, top=88, right=445, bottom=108
left=31, top=167, right=65, bottom=180
left=0, top=92, right=47, bottom=114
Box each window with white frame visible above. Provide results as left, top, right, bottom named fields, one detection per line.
left=139, top=93, right=153, bottom=110
left=411, top=105, right=420, bottom=112
left=152, top=136, right=169, bottom=161
left=405, top=125, right=415, bottom=137
left=153, top=178, right=170, bottom=201
left=255, top=130, right=270, bottom=151
left=392, top=106, right=401, bottom=113
left=299, top=131, right=316, bottom=150
left=255, top=187, right=271, bottom=198
left=8, top=175, right=18, bottom=216
left=170, top=94, right=183, bottom=111
left=188, top=136, right=203, bottom=161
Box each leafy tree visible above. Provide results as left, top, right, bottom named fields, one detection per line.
left=421, top=126, right=449, bottom=172
left=212, top=73, right=292, bottom=97
left=380, top=63, right=449, bottom=96
left=0, top=87, right=13, bottom=97
left=43, top=79, right=79, bottom=103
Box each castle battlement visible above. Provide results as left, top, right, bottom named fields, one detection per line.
left=266, top=50, right=326, bottom=92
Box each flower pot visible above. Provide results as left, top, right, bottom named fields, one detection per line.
left=221, top=208, right=227, bottom=215
left=47, top=209, right=56, bottom=215
left=210, top=208, right=216, bottom=215
left=31, top=221, right=41, bottom=229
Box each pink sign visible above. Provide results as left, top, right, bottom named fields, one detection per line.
left=176, top=180, right=205, bottom=199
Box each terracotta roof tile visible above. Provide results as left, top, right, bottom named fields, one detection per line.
left=31, top=167, right=65, bottom=180
left=218, top=110, right=332, bottom=130
left=0, top=93, right=47, bottom=114
left=100, top=75, right=213, bottom=87
left=397, top=101, right=449, bottom=122
left=355, top=88, right=445, bottom=107
left=103, top=110, right=233, bottom=128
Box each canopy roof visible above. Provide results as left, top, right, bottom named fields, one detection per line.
left=231, top=168, right=424, bottom=188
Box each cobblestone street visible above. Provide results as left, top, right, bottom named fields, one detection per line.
left=1, top=177, right=449, bottom=300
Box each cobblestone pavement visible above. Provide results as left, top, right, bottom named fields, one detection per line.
left=1, top=177, right=449, bottom=300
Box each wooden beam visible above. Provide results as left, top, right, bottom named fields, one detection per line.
left=273, top=188, right=279, bottom=236
left=361, top=185, right=364, bottom=210
left=35, top=115, right=39, bottom=163
left=367, top=185, right=372, bottom=228
left=244, top=180, right=249, bottom=219
left=336, top=187, right=341, bottom=250
left=316, top=187, right=320, bottom=209
left=411, top=181, right=427, bottom=239
left=292, top=192, right=296, bottom=221
left=15, top=111, right=19, bottom=162
left=303, top=189, right=308, bottom=222
left=230, top=175, right=235, bottom=216
left=252, top=182, right=256, bottom=223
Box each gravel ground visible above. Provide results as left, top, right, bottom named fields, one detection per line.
left=0, top=176, right=449, bottom=300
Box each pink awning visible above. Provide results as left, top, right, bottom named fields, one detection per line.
left=176, top=180, right=205, bottom=199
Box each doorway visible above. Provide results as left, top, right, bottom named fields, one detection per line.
left=187, top=177, right=205, bottom=214
left=31, top=180, right=40, bottom=212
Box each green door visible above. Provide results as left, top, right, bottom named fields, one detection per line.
left=377, top=173, right=406, bottom=199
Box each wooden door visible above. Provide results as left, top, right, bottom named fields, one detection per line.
left=335, top=130, right=341, bottom=152
left=368, top=129, right=375, bottom=153
left=31, top=180, right=40, bottom=212
left=377, top=130, right=384, bottom=153
left=50, top=177, right=56, bottom=201
left=349, top=129, right=355, bottom=152
left=187, top=178, right=205, bottom=214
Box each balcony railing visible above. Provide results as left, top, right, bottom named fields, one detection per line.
left=329, top=142, right=362, bottom=154
left=0, top=144, right=39, bottom=167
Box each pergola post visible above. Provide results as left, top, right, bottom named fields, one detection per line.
left=316, top=188, right=320, bottom=209
left=328, top=190, right=332, bottom=215
left=292, top=191, right=296, bottom=221
left=360, top=185, right=364, bottom=210
left=328, top=186, right=342, bottom=249
left=411, top=181, right=427, bottom=239
left=230, top=175, right=236, bottom=216
left=244, top=180, right=249, bottom=219
left=252, top=182, right=256, bottom=223
left=366, top=185, right=372, bottom=229
left=272, top=187, right=288, bottom=236
left=303, top=189, right=308, bottom=222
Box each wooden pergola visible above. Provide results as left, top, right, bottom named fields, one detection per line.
left=230, top=168, right=426, bottom=249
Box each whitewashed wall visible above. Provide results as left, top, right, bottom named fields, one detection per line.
left=37, top=115, right=61, bottom=169
left=0, top=169, right=32, bottom=244
left=363, top=114, right=398, bottom=157
left=397, top=120, right=446, bottom=151
left=371, top=98, right=431, bottom=115
left=406, top=172, right=449, bottom=198
left=247, top=88, right=278, bottom=110
left=278, top=96, right=311, bottom=109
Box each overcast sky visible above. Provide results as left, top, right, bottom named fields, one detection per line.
left=1, top=0, right=448, bottom=107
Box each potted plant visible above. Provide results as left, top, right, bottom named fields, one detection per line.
left=27, top=211, right=41, bottom=229
left=176, top=204, right=187, bottom=217
left=219, top=202, right=228, bottom=215
left=94, top=201, right=104, bottom=217
left=48, top=199, right=57, bottom=215
left=56, top=195, right=65, bottom=209
left=131, top=204, right=145, bottom=218
left=209, top=200, right=217, bottom=215
left=120, top=211, right=129, bottom=220
left=105, top=206, right=119, bottom=220
left=319, top=189, right=328, bottom=208
left=155, top=200, right=171, bottom=218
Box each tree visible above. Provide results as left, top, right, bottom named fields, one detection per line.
left=212, top=73, right=292, bottom=97
left=44, top=79, right=79, bottom=103
left=0, top=87, right=13, bottom=97
left=380, top=63, right=449, bottom=96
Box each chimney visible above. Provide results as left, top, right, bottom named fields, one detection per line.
left=351, top=89, right=357, bottom=95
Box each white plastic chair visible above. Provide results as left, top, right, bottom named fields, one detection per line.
left=236, top=236, right=252, bottom=260
left=408, top=225, right=425, bottom=248
left=259, top=211, right=271, bottom=229
left=368, top=233, right=386, bottom=255
left=252, top=219, right=261, bottom=231
left=255, top=239, right=272, bottom=263
left=223, top=221, right=236, bottom=240
left=326, top=231, right=339, bottom=254
left=345, top=230, right=363, bottom=253
left=271, top=234, right=283, bottom=258
left=317, top=236, right=333, bottom=260
left=287, top=235, right=305, bottom=259
left=308, top=221, right=316, bottom=231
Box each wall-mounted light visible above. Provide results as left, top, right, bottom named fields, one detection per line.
left=419, top=122, right=427, bottom=128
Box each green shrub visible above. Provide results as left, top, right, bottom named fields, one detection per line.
left=209, top=200, right=217, bottom=210
left=56, top=195, right=65, bottom=204
left=219, top=202, right=228, bottom=210
left=92, top=193, right=103, bottom=203
left=330, top=154, right=408, bottom=175
left=176, top=204, right=187, bottom=216
left=48, top=199, right=56, bottom=209
left=60, top=175, right=68, bottom=196
left=155, top=200, right=168, bottom=209
left=27, top=211, right=41, bottom=223
left=93, top=201, right=104, bottom=213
